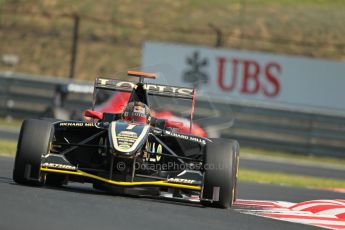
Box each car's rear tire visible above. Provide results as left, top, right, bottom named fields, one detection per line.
left=13, top=119, right=53, bottom=185
left=201, top=138, right=239, bottom=208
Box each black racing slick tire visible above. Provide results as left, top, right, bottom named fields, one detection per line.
left=13, top=119, right=53, bottom=185
left=201, top=138, right=240, bottom=209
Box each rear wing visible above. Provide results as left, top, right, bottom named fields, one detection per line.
left=93, top=77, right=196, bottom=134
left=94, top=77, right=194, bottom=100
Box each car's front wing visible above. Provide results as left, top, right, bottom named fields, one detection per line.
left=40, top=167, right=202, bottom=191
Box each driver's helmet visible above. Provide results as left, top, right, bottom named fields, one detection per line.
left=122, top=101, right=151, bottom=124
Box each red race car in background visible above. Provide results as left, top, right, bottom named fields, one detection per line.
left=95, top=90, right=207, bottom=137
left=47, top=77, right=207, bottom=138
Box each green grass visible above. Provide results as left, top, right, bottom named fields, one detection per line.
left=0, top=139, right=16, bottom=156
left=241, top=147, right=345, bottom=167
left=0, top=0, right=345, bottom=79
left=0, top=117, right=22, bottom=129
left=240, top=169, right=345, bottom=190
left=188, top=0, right=345, bottom=8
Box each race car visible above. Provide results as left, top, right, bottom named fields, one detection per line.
left=12, top=71, right=240, bottom=208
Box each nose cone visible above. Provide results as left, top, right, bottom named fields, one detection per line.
left=109, top=120, right=150, bottom=157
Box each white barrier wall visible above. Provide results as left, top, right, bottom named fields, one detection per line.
left=142, top=41, right=345, bottom=111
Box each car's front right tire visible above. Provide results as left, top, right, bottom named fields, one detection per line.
left=201, top=138, right=239, bottom=208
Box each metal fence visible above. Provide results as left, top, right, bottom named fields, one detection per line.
left=0, top=72, right=93, bottom=118
left=1, top=72, right=345, bottom=158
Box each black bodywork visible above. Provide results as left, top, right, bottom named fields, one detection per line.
left=41, top=75, right=209, bottom=196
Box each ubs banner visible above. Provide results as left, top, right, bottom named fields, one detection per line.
left=142, top=41, right=345, bottom=111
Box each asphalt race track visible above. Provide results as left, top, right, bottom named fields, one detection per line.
left=1, top=156, right=344, bottom=230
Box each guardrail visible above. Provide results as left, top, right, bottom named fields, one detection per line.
left=1, top=72, right=345, bottom=158
left=0, top=72, right=93, bottom=118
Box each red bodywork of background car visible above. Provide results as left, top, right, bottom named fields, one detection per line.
left=95, top=92, right=207, bottom=137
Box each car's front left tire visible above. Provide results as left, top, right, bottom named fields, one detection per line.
left=13, top=119, right=53, bottom=185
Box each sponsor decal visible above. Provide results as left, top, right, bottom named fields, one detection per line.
left=97, top=78, right=193, bottom=97
left=59, top=122, right=96, bottom=127
left=145, top=142, right=163, bottom=162
left=117, top=130, right=138, bottom=150
left=183, top=51, right=209, bottom=89
left=165, top=130, right=206, bottom=144
left=216, top=57, right=281, bottom=97
left=144, top=141, right=151, bottom=160
left=111, top=121, right=150, bottom=153
left=168, top=178, right=196, bottom=184
left=182, top=52, right=281, bottom=97
left=41, top=162, right=76, bottom=171
left=156, top=144, right=162, bottom=161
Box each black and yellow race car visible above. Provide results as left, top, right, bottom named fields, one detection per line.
left=12, top=71, right=240, bottom=208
